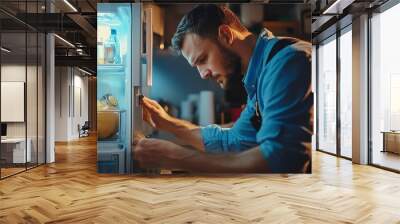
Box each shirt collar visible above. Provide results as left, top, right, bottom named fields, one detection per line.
left=242, top=29, right=273, bottom=98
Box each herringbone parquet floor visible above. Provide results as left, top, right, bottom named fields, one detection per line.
left=1, top=135, right=400, bottom=224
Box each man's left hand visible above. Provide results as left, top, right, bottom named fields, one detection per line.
left=134, top=138, right=195, bottom=169
left=134, top=138, right=269, bottom=173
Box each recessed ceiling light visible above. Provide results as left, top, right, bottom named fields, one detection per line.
left=78, top=67, right=93, bottom=76
left=322, top=0, right=354, bottom=15
left=54, top=34, right=75, bottom=48
left=1, top=47, right=11, bottom=53
left=63, top=0, right=78, bottom=12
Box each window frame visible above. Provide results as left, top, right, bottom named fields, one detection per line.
left=315, top=22, right=353, bottom=161
left=367, top=0, right=400, bottom=173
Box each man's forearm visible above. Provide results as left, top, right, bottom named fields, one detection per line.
left=176, top=146, right=269, bottom=173
left=164, top=116, right=205, bottom=151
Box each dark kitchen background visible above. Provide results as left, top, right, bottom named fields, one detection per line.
left=148, top=3, right=311, bottom=128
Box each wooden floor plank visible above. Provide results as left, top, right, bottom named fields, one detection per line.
left=0, top=135, right=399, bottom=223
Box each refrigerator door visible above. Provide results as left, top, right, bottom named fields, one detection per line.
left=144, top=7, right=153, bottom=87
left=131, top=4, right=153, bottom=173
left=97, top=3, right=132, bottom=174
left=97, top=3, right=152, bottom=173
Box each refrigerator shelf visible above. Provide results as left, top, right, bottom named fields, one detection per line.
left=98, top=64, right=125, bottom=74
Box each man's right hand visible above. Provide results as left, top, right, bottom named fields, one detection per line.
left=141, top=96, right=205, bottom=152
left=141, top=96, right=173, bottom=131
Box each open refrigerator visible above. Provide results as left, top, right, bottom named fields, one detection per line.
left=97, top=3, right=153, bottom=174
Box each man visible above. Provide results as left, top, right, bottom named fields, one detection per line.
left=135, top=4, right=313, bottom=173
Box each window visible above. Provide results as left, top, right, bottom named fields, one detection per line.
left=317, top=35, right=337, bottom=154
left=339, top=27, right=352, bottom=158
left=370, top=2, right=400, bottom=171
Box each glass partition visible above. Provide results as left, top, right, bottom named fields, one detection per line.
left=0, top=1, right=46, bottom=179
left=1, top=31, right=28, bottom=177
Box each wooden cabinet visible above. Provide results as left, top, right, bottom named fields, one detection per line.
left=382, top=132, right=400, bottom=154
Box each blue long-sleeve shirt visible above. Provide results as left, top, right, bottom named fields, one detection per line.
left=200, top=30, right=313, bottom=173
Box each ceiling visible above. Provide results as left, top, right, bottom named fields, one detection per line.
left=0, top=0, right=316, bottom=75
left=310, top=0, right=390, bottom=43
left=0, top=0, right=97, bottom=74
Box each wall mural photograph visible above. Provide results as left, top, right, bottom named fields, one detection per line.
left=96, top=2, right=313, bottom=174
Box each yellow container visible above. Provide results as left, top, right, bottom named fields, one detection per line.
left=97, top=110, right=120, bottom=140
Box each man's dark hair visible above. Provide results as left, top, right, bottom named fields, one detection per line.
left=171, top=4, right=247, bottom=53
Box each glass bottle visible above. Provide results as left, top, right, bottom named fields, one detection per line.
left=112, top=29, right=121, bottom=64
left=97, top=37, right=105, bottom=64
left=104, top=29, right=121, bottom=64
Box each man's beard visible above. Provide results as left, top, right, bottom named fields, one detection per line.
left=216, top=42, right=243, bottom=91
left=216, top=42, right=248, bottom=106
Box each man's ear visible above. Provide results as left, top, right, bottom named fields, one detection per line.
left=218, top=25, right=234, bottom=45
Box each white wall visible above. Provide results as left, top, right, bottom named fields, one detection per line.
left=1, top=63, right=46, bottom=164
left=72, top=72, right=89, bottom=138
left=54, top=67, right=89, bottom=141
left=1, top=65, right=29, bottom=138
left=55, top=66, right=69, bottom=141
